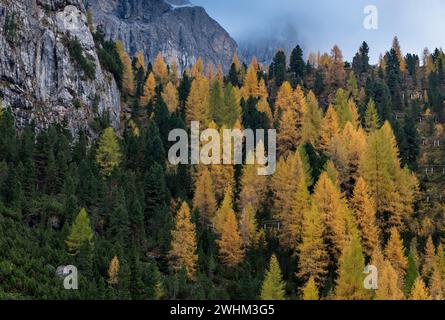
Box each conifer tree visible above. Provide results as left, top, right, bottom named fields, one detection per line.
left=385, top=228, right=408, bottom=285
left=96, top=127, right=122, bottom=177
left=312, top=172, right=348, bottom=258
left=217, top=210, right=244, bottom=267
left=297, top=205, right=329, bottom=285
left=274, top=81, right=294, bottom=119
left=223, top=83, right=242, bottom=127
left=319, top=105, right=340, bottom=152
left=213, top=185, right=234, bottom=235
left=193, top=167, right=217, bottom=225
left=271, top=151, right=304, bottom=222
left=108, top=256, right=120, bottom=285
left=161, top=82, right=179, bottom=113
left=422, top=236, right=436, bottom=281
left=242, top=60, right=259, bottom=99
left=410, top=277, right=431, bottom=300
left=279, top=171, right=310, bottom=251
left=153, top=53, right=168, bottom=84
left=208, top=79, right=225, bottom=126
left=168, top=202, right=198, bottom=279
left=364, top=99, right=380, bottom=132
left=238, top=151, right=267, bottom=213
left=191, top=57, right=205, bottom=78
left=359, top=122, right=413, bottom=231
left=302, top=277, right=319, bottom=300
left=334, top=89, right=352, bottom=129
left=335, top=233, right=370, bottom=300
left=260, top=255, right=286, bottom=300
left=116, top=41, right=135, bottom=96
left=429, top=268, right=443, bottom=300
left=404, top=252, right=419, bottom=296
left=186, top=76, right=210, bottom=126
left=66, top=208, right=94, bottom=255
left=374, top=259, right=404, bottom=300
left=350, top=177, right=380, bottom=258
left=141, top=73, right=156, bottom=106
left=134, top=51, right=145, bottom=71
left=239, top=204, right=257, bottom=249
left=302, top=90, right=322, bottom=145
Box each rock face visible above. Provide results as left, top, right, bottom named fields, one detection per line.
left=88, top=0, right=237, bottom=72
left=0, top=0, right=120, bottom=133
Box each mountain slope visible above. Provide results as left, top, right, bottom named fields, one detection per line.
left=0, top=0, right=121, bottom=133
left=88, top=0, right=238, bottom=71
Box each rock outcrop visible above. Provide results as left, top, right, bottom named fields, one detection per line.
left=0, top=0, right=121, bottom=133
left=88, top=0, right=237, bottom=72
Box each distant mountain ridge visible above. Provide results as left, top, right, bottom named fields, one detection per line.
left=88, top=0, right=238, bottom=71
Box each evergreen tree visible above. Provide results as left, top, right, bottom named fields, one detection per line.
left=404, top=252, right=419, bottom=296
left=66, top=208, right=94, bottom=255
left=290, top=45, right=305, bottom=82
left=260, top=254, right=286, bottom=300
left=96, top=127, right=122, bottom=177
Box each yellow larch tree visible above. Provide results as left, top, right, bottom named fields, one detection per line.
left=374, top=258, right=405, bottom=300
left=161, top=82, right=179, bottom=113
left=191, top=57, right=205, bottom=78
left=312, top=172, right=349, bottom=258
left=134, top=50, right=145, bottom=71
left=297, top=205, right=329, bottom=285
left=329, top=122, right=367, bottom=191
left=350, top=177, right=380, bottom=258
left=153, top=53, right=168, bottom=84
left=192, top=166, right=217, bottom=225
left=168, top=202, right=198, bottom=279
left=359, top=121, right=417, bottom=232
left=217, top=210, right=244, bottom=267
left=238, top=150, right=268, bottom=213
left=319, top=104, right=340, bottom=152
left=186, top=75, right=210, bottom=126
left=239, top=204, right=258, bottom=249
left=301, top=90, right=322, bottom=145
left=108, top=256, right=120, bottom=285
left=421, top=236, right=436, bottom=281
left=213, top=185, right=234, bottom=235
left=302, top=277, right=319, bottom=300
left=116, top=40, right=135, bottom=96
left=140, top=72, right=156, bottom=106
left=242, top=59, right=259, bottom=99
left=274, top=81, right=294, bottom=119
left=385, top=227, right=408, bottom=287
left=271, top=151, right=304, bottom=222
left=410, top=278, right=431, bottom=300
left=279, top=170, right=310, bottom=251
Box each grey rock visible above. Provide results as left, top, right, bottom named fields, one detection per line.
left=0, top=0, right=120, bottom=134
left=88, top=0, right=237, bottom=72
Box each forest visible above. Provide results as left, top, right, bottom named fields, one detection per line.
left=1, top=26, right=445, bottom=300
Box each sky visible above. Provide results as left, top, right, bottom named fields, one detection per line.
left=192, top=0, right=445, bottom=64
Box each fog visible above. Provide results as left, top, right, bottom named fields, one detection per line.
left=192, top=0, right=445, bottom=64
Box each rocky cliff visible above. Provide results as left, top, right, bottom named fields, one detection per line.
left=88, top=0, right=238, bottom=72
left=0, top=0, right=120, bottom=133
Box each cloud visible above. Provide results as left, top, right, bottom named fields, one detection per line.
left=193, top=0, right=445, bottom=63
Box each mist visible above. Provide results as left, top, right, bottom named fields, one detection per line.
left=192, top=0, right=445, bottom=64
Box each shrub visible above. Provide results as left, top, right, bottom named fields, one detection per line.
left=63, top=36, right=96, bottom=80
